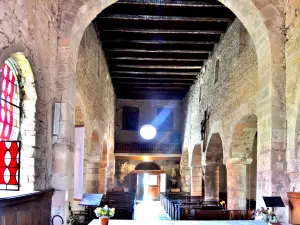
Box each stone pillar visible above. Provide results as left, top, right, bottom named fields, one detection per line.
left=99, top=161, right=107, bottom=194
left=86, top=161, right=100, bottom=193
left=204, top=164, right=219, bottom=201
left=191, top=166, right=202, bottom=196
left=226, top=158, right=252, bottom=210
left=106, top=154, right=115, bottom=191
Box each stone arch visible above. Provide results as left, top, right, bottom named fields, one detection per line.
left=56, top=0, right=285, bottom=219
left=204, top=133, right=225, bottom=201
left=227, top=114, right=258, bottom=210
left=180, top=151, right=190, bottom=192
left=5, top=53, right=38, bottom=191
left=99, top=140, right=108, bottom=193
left=191, top=144, right=202, bottom=166
left=190, top=144, right=202, bottom=196
left=230, top=114, right=257, bottom=159
left=91, top=130, right=101, bottom=156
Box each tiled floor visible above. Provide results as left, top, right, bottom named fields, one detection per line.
left=134, top=200, right=171, bottom=221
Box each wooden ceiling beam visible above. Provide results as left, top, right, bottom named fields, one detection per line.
left=102, top=28, right=225, bottom=35
left=103, top=39, right=218, bottom=45
left=106, top=49, right=211, bottom=53
left=116, top=0, right=224, bottom=8
left=111, top=65, right=202, bottom=69
left=113, top=81, right=193, bottom=85
left=111, top=71, right=198, bottom=75
left=107, top=57, right=205, bottom=62
left=100, top=14, right=232, bottom=23
left=112, top=76, right=195, bottom=81
left=114, top=85, right=190, bottom=90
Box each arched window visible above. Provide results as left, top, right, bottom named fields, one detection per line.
left=0, top=58, right=21, bottom=190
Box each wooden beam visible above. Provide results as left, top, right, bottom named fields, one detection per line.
left=103, top=39, right=218, bottom=45
left=116, top=0, right=224, bottom=7
left=114, top=86, right=190, bottom=90
left=107, top=57, right=204, bottom=62
left=111, top=71, right=198, bottom=75
left=106, top=49, right=211, bottom=53
left=113, top=81, right=192, bottom=85
left=100, top=14, right=232, bottom=23
left=102, top=28, right=224, bottom=35
left=112, top=76, right=195, bottom=81
left=111, top=65, right=202, bottom=69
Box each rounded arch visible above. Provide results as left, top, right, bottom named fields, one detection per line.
left=206, top=133, right=223, bottom=165
left=230, top=114, right=257, bottom=158
left=135, top=162, right=161, bottom=171
left=191, top=144, right=202, bottom=167
left=91, top=130, right=100, bottom=156
left=57, top=0, right=285, bottom=218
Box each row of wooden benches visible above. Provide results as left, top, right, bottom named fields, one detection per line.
left=100, top=191, right=135, bottom=220
left=160, top=193, right=251, bottom=220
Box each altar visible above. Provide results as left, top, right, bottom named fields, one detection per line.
left=88, top=220, right=276, bottom=225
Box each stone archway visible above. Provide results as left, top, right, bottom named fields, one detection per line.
left=227, top=114, right=257, bottom=210
left=190, top=144, right=202, bottom=196
left=85, top=130, right=101, bottom=193
left=205, top=133, right=225, bottom=201
left=55, top=0, right=286, bottom=219
left=99, top=140, right=108, bottom=193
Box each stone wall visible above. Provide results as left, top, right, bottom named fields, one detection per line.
left=286, top=0, right=300, bottom=192
left=182, top=18, right=258, bottom=206
left=183, top=18, right=258, bottom=163
left=0, top=0, right=59, bottom=191
left=115, top=99, right=183, bottom=144
left=75, top=24, right=116, bottom=194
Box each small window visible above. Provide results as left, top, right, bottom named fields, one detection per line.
left=0, top=58, right=21, bottom=190
left=199, top=85, right=202, bottom=102
left=123, top=106, right=139, bottom=131
left=215, top=59, right=220, bottom=83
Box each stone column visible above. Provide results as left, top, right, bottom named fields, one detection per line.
left=191, top=166, right=202, bottom=196
left=204, top=164, right=219, bottom=201
left=99, top=161, right=108, bottom=194
left=226, top=158, right=252, bottom=210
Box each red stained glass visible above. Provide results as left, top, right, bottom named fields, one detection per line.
left=0, top=59, right=20, bottom=141
left=0, top=141, right=20, bottom=190
left=0, top=58, right=21, bottom=191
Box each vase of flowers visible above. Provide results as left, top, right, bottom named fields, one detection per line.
left=94, top=205, right=115, bottom=225
left=220, top=201, right=226, bottom=209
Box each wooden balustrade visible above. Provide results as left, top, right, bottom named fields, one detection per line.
left=0, top=189, right=54, bottom=225
left=115, top=142, right=182, bottom=154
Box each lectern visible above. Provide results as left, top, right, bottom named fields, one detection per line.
left=287, top=192, right=300, bottom=225
left=80, top=193, right=103, bottom=222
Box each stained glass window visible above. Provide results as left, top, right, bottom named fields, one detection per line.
left=0, top=58, right=21, bottom=190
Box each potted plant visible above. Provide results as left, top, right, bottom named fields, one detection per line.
left=94, top=205, right=115, bottom=225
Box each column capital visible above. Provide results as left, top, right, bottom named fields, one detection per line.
left=226, top=157, right=253, bottom=165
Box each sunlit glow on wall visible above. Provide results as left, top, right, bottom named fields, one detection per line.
left=143, top=156, right=150, bottom=161
left=140, top=124, right=156, bottom=140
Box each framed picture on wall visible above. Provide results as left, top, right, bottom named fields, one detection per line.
left=123, top=106, right=139, bottom=131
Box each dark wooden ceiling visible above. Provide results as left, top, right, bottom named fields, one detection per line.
left=93, top=0, right=235, bottom=100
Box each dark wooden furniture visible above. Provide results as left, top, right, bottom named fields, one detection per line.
left=0, top=189, right=54, bottom=225
left=288, top=192, right=300, bottom=225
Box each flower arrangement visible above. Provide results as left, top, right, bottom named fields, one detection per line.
left=220, top=200, right=227, bottom=209
left=254, top=207, right=279, bottom=223
left=94, top=205, right=115, bottom=218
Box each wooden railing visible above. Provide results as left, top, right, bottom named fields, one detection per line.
left=114, top=142, right=182, bottom=154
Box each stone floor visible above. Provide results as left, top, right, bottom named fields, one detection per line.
left=89, top=220, right=271, bottom=225
left=134, top=200, right=171, bottom=221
